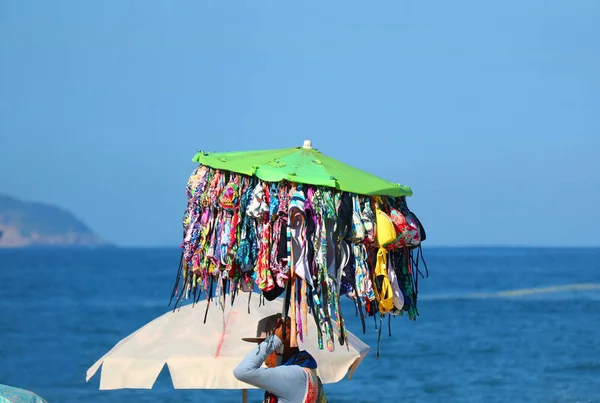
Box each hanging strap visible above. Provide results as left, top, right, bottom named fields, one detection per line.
left=307, top=286, right=324, bottom=350
left=356, top=295, right=366, bottom=334
left=169, top=251, right=185, bottom=307
left=247, top=290, right=252, bottom=314
left=203, top=277, right=214, bottom=324
left=376, top=314, right=383, bottom=359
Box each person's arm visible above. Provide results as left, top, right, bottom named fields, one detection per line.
left=233, top=335, right=306, bottom=401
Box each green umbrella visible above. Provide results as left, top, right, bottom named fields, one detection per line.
left=193, top=140, right=412, bottom=197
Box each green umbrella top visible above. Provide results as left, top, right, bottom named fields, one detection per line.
left=192, top=140, right=413, bottom=197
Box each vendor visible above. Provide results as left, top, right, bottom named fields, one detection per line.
left=233, top=314, right=328, bottom=403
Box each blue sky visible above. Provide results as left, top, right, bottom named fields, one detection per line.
left=1, top=0, right=599, bottom=247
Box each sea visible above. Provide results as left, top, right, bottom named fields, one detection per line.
left=1, top=247, right=599, bottom=403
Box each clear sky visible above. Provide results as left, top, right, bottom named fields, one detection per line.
left=1, top=0, right=599, bottom=247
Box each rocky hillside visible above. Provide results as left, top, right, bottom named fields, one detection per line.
left=0, top=193, right=110, bottom=248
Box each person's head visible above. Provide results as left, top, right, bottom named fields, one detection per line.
left=265, top=317, right=298, bottom=368
left=242, top=315, right=298, bottom=368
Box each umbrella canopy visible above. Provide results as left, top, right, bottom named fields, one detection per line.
left=193, top=140, right=413, bottom=197
left=86, top=292, right=370, bottom=390
left=0, top=384, right=47, bottom=403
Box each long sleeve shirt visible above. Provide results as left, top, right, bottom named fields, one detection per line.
left=233, top=335, right=309, bottom=403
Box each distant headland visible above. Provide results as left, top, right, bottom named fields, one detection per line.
left=0, top=193, right=111, bottom=248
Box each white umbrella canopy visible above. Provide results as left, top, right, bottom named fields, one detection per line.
left=86, top=292, right=370, bottom=390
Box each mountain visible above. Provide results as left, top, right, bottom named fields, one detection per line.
left=0, top=193, right=111, bottom=248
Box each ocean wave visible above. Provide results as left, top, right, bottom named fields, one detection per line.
left=421, top=283, right=600, bottom=301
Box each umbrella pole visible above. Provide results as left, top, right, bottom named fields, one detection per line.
left=282, top=282, right=291, bottom=332
left=242, top=389, right=248, bottom=403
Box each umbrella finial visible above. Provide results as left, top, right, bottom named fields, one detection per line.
left=302, top=140, right=312, bottom=149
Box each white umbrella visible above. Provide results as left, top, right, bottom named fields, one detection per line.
left=86, top=292, right=369, bottom=393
